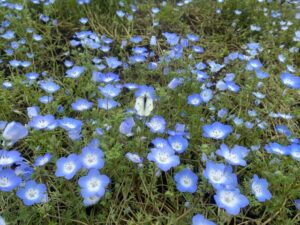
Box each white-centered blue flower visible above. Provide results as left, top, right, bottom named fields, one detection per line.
left=214, top=188, right=249, bottom=215
left=174, top=168, right=198, bottom=193
left=251, top=174, right=272, bottom=202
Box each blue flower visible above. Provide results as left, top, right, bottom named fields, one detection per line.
left=146, top=116, right=166, bottom=133
left=0, top=169, right=22, bottom=192
left=2, top=121, right=28, bottom=144
left=80, top=144, right=104, bottom=170
left=16, top=180, right=47, bottom=206
left=168, top=77, right=184, bottom=89
left=187, top=94, right=202, bottom=106
left=58, top=117, right=82, bottom=131
left=264, top=142, right=290, bottom=156
left=216, top=144, right=249, bottom=166
left=255, top=70, right=269, bottom=79
left=98, top=98, right=120, bottom=110
left=203, top=161, right=237, bottom=189
left=251, top=174, right=272, bottom=202
left=214, top=188, right=249, bottom=215
left=65, top=66, right=85, bottom=78
left=105, top=57, right=122, bottom=69
left=200, top=89, right=213, bottom=103
left=92, top=71, right=120, bottom=83
left=130, top=36, right=143, bottom=43
left=38, top=95, right=53, bottom=104
left=29, top=115, right=57, bottom=130
left=55, top=154, right=82, bottom=180
left=39, top=80, right=60, bottom=94
left=71, top=98, right=93, bottom=111
left=167, top=135, right=188, bottom=154
left=174, top=168, right=198, bottom=193
left=0, top=150, right=23, bottom=167
left=147, top=145, right=180, bottom=172
left=207, top=60, right=224, bottom=73
left=187, top=34, right=200, bottom=42
left=162, top=32, right=180, bottom=46
left=78, top=169, right=110, bottom=198
left=119, top=117, right=135, bottom=136
left=246, top=59, right=263, bottom=71
left=34, top=153, right=52, bottom=167
left=202, top=122, right=233, bottom=140
left=192, top=214, right=216, bottom=225
left=99, top=84, right=121, bottom=98
left=280, top=72, right=300, bottom=89
left=289, top=144, right=300, bottom=161
left=125, top=152, right=143, bottom=164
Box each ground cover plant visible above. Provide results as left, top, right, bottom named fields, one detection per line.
left=0, top=0, right=300, bottom=224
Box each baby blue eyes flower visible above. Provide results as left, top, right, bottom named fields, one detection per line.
left=214, top=188, right=249, bottom=215
left=202, top=122, right=233, bottom=140
left=80, top=145, right=104, bottom=170
left=1, top=30, right=15, bottom=40
left=105, top=57, right=122, bottom=69
left=203, top=161, right=237, bottom=190
left=55, top=154, right=82, bottom=180
left=34, top=153, right=52, bottom=167
left=167, top=135, right=188, bottom=154
left=200, top=89, right=213, bottom=103
left=192, top=214, right=216, bottom=225
left=216, top=144, right=249, bottom=166
left=16, top=180, right=47, bottom=206
left=29, top=115, right=56, bottom=130
left=2, top=122, right=28, bottom=144
left=146, top=116, right=166, bottom=133
left=78, top=169, right=110, bottom=201
left=125, top=152, right=143, bottom=164
left=0, top=169, right=22, bottom=192
left=187, top=34, right=200, bottom=42
left=264, top=142, right=290, bottom=156
left=187, top=93, right=202, bottom=106
left=99, top=84, right=121, bottom=98
left=98, top=98, right=120, bottom=110
left=174, top=168, right=198, bottom=193
left=65, top=66, right=86, bottom=78
left=147, top=146, right=180, bottom=172
left=280, top=72, right=300, bottom=89
left=119, top=117, right=136, bottom=136
left=130, top=35, right=142, bottom=43
left=0, top=150, right=23, bottom=167
left=289, top=144, right=300, bottom=161
left=39, top=80, right=60, bottom=94
left=162, top=32, right=180, bottom=46
left=251, top=174, right=272, bottom=202
left=71, top=98, right=93, bottom=111
left=246, top=59, right=263, bottom=71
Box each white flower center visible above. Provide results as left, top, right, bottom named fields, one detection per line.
left=211, top=129, right=222, bottom=138
left=87, top=178, right=101, bottom=191
left=0, top=156, right=13, bottom=166
left=181, top=176, right=192, bottom=187
left=84, top=153, right=97, bottom=166
left=0, top=177, right=10, bottom=187
left=156, top=152, right=170, bottom=164
left=63, top=162, right=75, bottom=173
left=209, top=170, right=224, bottom=183
left=25, top=188, right=39, bottom=200
left=172, top=142, right=182, bottom=151
left=252, top=183, right=263, bottom=196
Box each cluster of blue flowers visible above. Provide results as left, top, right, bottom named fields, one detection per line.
left=1, top=0, right=300, bottom=224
